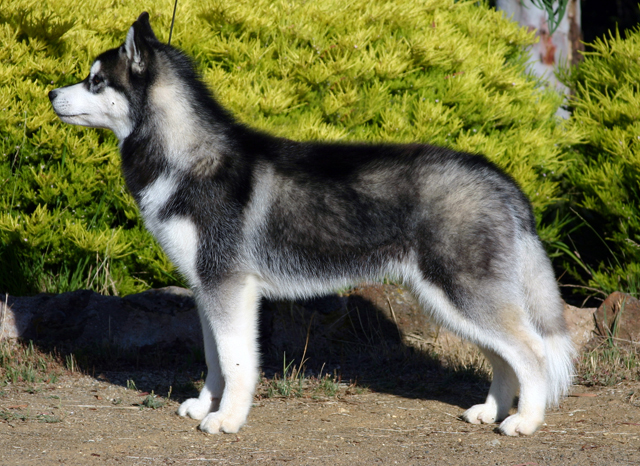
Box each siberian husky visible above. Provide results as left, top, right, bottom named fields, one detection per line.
left=49, top=12, right=574, bottom=436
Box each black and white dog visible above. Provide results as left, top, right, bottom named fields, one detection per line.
left=49, top=13, right=573, bottom=436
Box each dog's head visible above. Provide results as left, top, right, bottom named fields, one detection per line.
left=49, top=12, right=159, bottom=140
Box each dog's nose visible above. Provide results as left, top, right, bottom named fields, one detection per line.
left=48, top=89, right=58, bottom=102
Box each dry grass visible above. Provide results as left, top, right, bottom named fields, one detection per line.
left=0, top=340, right=69, bottom=387
left=577, top=337, right=640, bottom=386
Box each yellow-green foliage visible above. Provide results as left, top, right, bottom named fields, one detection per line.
left=1, top=0, right=577, bottom=296
left=561, top=29, right=640, bottom=295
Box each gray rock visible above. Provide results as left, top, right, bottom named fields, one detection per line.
left=564, top=302, right=598, bottom=349
left=0, top=285, right=600, bottom=352
left=0, top=287, right=200, bottom=349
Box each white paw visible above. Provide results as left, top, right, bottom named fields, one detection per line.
left=199, top=411, right=246, bottom=434
left=462, top=403, right=498, bottom=424
left=177, top=397, right=214, bottom=421
left=498, top=413, right=543, bottom=436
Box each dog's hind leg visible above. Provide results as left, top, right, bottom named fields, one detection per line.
left=462, top=348, right=518, bottom=425
left=463, top=308, right=549, bottom=436
left=179, top=274, right=261, bottom=434
left=491, top=324, right=548, bottom=436
left=485, top=236, right=574, bottom=435
left=412, top=281, right=549, bottom=435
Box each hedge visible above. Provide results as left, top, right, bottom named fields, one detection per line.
left=0, top=0, right=578, bottom=296
left=560, top=28, right=640, bottom=296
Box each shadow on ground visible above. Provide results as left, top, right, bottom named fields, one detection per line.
left=25, top=285, right=490, bottom=411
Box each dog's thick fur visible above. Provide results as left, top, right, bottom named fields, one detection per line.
left=49, top=13, right=574, bottom=436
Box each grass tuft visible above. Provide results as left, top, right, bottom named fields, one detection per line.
left=577, top=338, right=640, bottom=386
left=0, top=340, right=66, bottom=386
left=141, top=390, right=165, bottom=409
left=259, top=360, right=355, bottom=400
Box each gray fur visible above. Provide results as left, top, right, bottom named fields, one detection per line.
left=49, top=12, right=574, bottom=436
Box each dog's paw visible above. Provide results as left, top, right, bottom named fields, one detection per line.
left=461, top=403, right=498, bottom=424
left=177, top=397, right=214, bottom=421
left=199, top=411, right=246, bottom=434
left=498, top=413, right=543, bottom=436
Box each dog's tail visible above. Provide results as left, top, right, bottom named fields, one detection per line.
left=520, top=236, right=575, bottom=406
left=541, top=330, right=575, bottom=406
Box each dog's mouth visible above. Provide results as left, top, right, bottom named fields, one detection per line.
left=56, top=113, right=89, bottom=118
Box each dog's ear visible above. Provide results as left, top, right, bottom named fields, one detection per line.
left=133, top=12, right=158, bottom=41
left=123, top=12, right=157, bottom=75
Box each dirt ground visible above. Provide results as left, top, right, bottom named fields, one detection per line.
left=2, top=285, right=640, bottom=464
left=1, top=371, right=640, bottom=466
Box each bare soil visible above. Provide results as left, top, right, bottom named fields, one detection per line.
left=1, top=372, right=640, bottom=466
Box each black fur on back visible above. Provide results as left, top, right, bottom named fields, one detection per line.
left=100, top=13, right=537, bottom=310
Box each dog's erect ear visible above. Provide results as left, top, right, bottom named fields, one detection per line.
left=133, top=12, right=158, bottom=41
left=123, top=12, right=157, bottom=75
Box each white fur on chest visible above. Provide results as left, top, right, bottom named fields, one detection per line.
left=139, top=175, right=199, bottom=286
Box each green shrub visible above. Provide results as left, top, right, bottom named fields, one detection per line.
left=560, top=29, right=640, bottom=296
left=1, top=0, right=578, bottom=296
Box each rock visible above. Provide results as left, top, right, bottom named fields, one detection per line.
left=564, top=303, right=597, bottom=350
left=347, top=285, right=599, bottom=353
left=346, top=284, right=430, bottom=336
left=345, top=284, right=483, bottom=357
left=0, top=284, right=602, bottom=353
left=594, top=291, right=640, bottom=342
left=0, top=287, right=200, bottom=349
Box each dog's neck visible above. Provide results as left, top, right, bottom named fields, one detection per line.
left=119, top=69, right=231, bottom=196
left=147, top=64, right=227, bottom=172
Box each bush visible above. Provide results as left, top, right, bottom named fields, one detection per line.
left=560, top=28, right=640, bottom=296
left=0, top=0, right=578, bottom=296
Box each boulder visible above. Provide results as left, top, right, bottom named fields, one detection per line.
left=0, top=285, right=601, bottom=352
left=564, top=303, right=597, bottom=349
left=0, top=287, right=200, bottom=349
left=594, top=291, right=640, bottom=342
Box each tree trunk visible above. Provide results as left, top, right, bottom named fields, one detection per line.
left=496, top=0, right=583, bottom=96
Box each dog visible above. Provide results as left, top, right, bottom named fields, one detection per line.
left=49, top=12, right=574, bottom=436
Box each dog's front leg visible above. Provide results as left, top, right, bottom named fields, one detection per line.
left=179, top=274, right=261, bottom=434
left=177, top=312, right=223, bottom=420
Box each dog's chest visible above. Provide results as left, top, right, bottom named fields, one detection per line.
left=137, top=175, right=200, bottom=285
